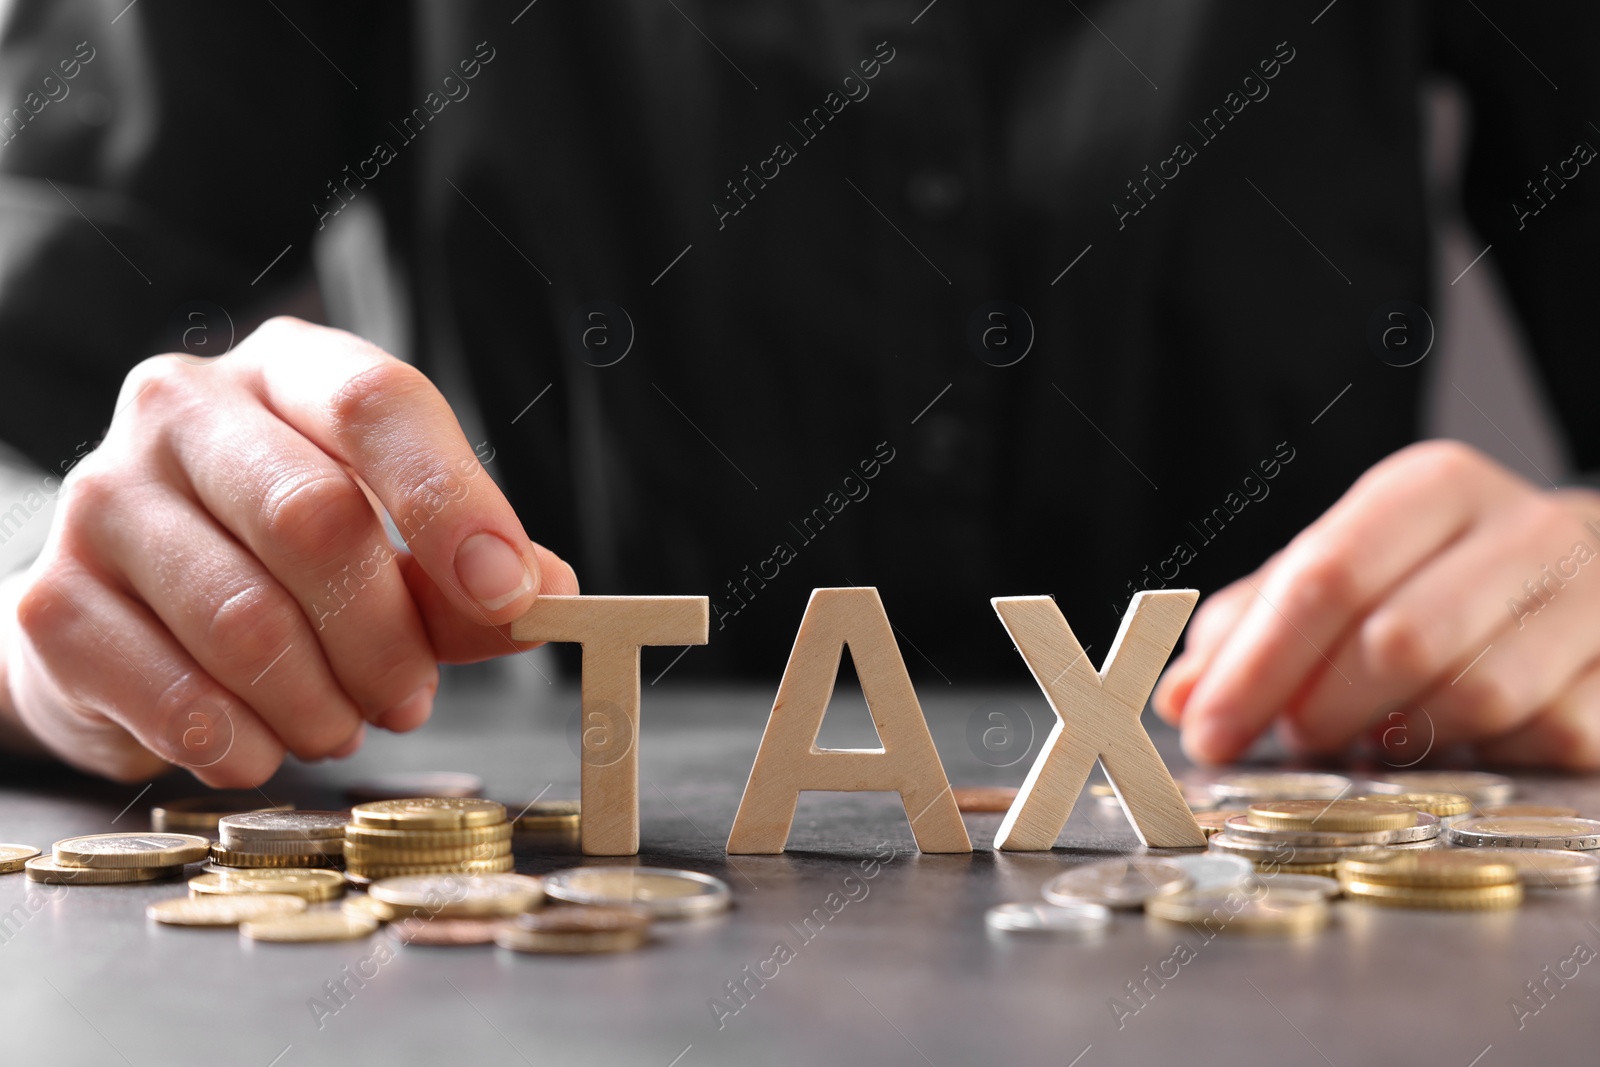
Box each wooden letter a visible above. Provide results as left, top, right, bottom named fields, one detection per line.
left=726, top=588, right=971, bottom=855
left=993, top=591, right=1205, bottom=851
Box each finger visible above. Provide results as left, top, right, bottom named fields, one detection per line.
left=1288, top=497, right=1588, bottom=751
left=1153, top=567, right=1269, bottom=724
left=13, top=562, right=284, bottom=787
left=238, top=319, right=567, bottom=623
left=1475, top=659, right=1600, bottom=770
left=84, top=481, right=367, bottom=761
left=398, top=549, right=579, bottom=664
left=165, top=384, right=439, bottom=731
left=1180, top=442, right=1521, bottom=764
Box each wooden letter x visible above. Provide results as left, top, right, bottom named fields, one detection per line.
left=511, top=596, right=709, bottom=856
left=726, top=588, right=971, bottom=854
left=993, top=591, right=1205, bottom=851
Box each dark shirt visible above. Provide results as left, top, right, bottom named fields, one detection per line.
left=1, top=1, right=1596, bottom=681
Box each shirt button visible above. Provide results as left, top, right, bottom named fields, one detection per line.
left=906, top=169, right=967, bottom=219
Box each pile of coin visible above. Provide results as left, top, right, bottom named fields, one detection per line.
left=1208, top=799, right=1440, bottom=876
left=514, top=800, right=582, bottom=850
left=344, top=798, right=514, bottom=882
left=208, top=811, right=347, bottom=870
left=1336, top=852, right=1524, bottom=909
left=25, top=832, right=209, bottom=885
left=151, top=794, right=293, bottom=833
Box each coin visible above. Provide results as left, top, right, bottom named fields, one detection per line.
left=52, top=833, right=211, bottom=869
left=345, top=823, right=513, bottom=849
left=369, top=872, right=545, bottom=918
left=1210, top=772, right=1351, bottom=802
left=1224, top=813, right=1440, bottom=846
left=343, top=840, right=512, bottom=865
left=1247, top=799, right=1417, bottom=833
left=1366, top=771, right=1514, bottom=806
left=1246, top=872, right=1341, bottom=898
left=146, top=893, right=307, bottom=926
left=0, top=844, right=41, bottom=874
left=189, top=868, right=346, bottom=902
left=513, top=800, right=581, bottom=833
left=351, top=798, right=507, bottom=830
left=1356, top=791, right=1472, bottom=819
left=218, top=811, right=350, bottom=845
left=389, top=918, right=508, bottom=945
left=1447, top=816, right=1600, bottom=850
left=1338, top=851, right=1517, bottom=888
left=345, top=772, right=485, bottom=802
left=1478, top=804, right=1580, bottom=819
left=1145, top=884, right=1329, bottom=933
left=984, top=901, right=1112, bottom=935
left=1493, top=849, right=1600, bottom=888
left=208, top=844, right=341, bottom=869
left=1194, top=810, right=1250, bottom=837
left=1041, top=857, right=1188, bottom=909
left=495, top=906, right=652, bottom=954
left=348, top=856, right=516, bottom=880
left=151, top=794, right=292, bottom=832
left=953, top=787, right=1018, bottom=814
left=342, top=895, right=393, bottom=922
left=543, top=867, right=731, bottom=918
left=1208, top=834, right=1390, bottom=866
left=26, top=856, right=183, bottom=884
left=1341, top=879, right=1523, bottom=910
left=1169, top=853, right=1253, bottom=891
left=241, top=912, right=379, bottom=942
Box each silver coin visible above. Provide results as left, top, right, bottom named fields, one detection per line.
left=1041, top=857, right=1188, bottom=909
left=219, top=811, right=350, bottom=844
left=1208, top=834, right=1389, bottom=865
left=1169, top=853, right=1253, bottom=891
left=1209, top=772, right=1352, bottom=803
left=1493, top=849, right=1600, bottom=888
left=1222, top=812, right=1440, bottom=846
left=52, top=833, right=211, bottom=868
left=543, top=867, right=731, bottom=919
left=985, top=901, right=1111, bottom=935
left=1446, top=816, right=1600, bottom=851
left=1244, top=872, right=1341, bottom=898
left=1365, top=771, right=1514, bottom=806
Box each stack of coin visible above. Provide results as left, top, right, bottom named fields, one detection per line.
left=1356, top=791, right=1471, bottom=824
left=150, top=794, right=293, bottom=833
left=26, top=833, right=209, bottom=885
left=189, top=867, right=346, bottom=903
left=514, top=800, right=581, bottom=850
left=345, top=798, right=514, bottom=882
left=1337, top=852, right=1523, bottom=910
left=1208, top=799, right=1438, bottom=875
left=209, top=811, right=348, bottom=870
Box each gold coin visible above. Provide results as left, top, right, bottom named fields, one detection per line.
left=1367, top=771, right=1514, bottom=805
left=951, top=787, right=1018, bottom=814
left=1494, top=849, right=1600, bottom=888
left=1338, top=851, right=1518, bottom=888
left=189, top=868, right=346, bottom=902
left=0, top=844, right=42, bottom=874
left=345, top=822, right=513, bottom=848
left=348, top=857, right=512, bottom=883
left=146, top=893, right=307, bottom=926
left=1341, top=879, right=1523, bottom=910
left=1247, top=800, right=1418, bottom=833
left=1356, top=792, right=1472, bottom=819
left=369, top=872, right=544, bottom=918
left=350, top=798, right=506, bottom=830
left=26, top=856, right=184, bottom=884
left=1145, top=885, right=1329, bottom=934
left=150, top=794, right=293, bottom=832
left=495, top=906, right=651, bottom=954
left=1194, top=810, right=1250, bottom=837
left=343, top=840, right=512, bottom=865
left=241, top=911, right=379, bottom=942
left=53, top=832, right=212, bottom=869
left=1088, top=784, right=1115, bottom=797
left=1478, top=804, right=1580, bottom=819
left=342, top=895, right=393, bottom=922
left=209, top=844, right=341, bottom=869
left=1256, top=861, right=1341, bottom=877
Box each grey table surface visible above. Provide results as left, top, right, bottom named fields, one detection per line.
left=3, top=669, right=1600, bottom=1067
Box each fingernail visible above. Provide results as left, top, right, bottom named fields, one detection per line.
left=379, top=685, right=435, bottom=732
left=330, top=724, right=366, bottom=759
left=454, top=532, right=536, bottom=610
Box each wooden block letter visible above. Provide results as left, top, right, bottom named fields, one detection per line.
left=992, top=591, right=1205, bottom=851
left=511, top=596, right=709, bottom=856
left=726, top=588, right=971, bottom=855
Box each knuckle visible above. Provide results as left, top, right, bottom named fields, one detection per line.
left=1542, top=712, right=1600, bottom=770
left=1361, top=610, right=1439, bottom=684
left=1394, top=439, right=1482, bottom=482
left=1278, top=547, right=1362, bottom=620
left=14, top=570, right=73, bottom=641
left=261, top=472, right=375, bottom=570
left=202, top=584, right=301, bottom=680
left=324, top=360, right=429, bottom=437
